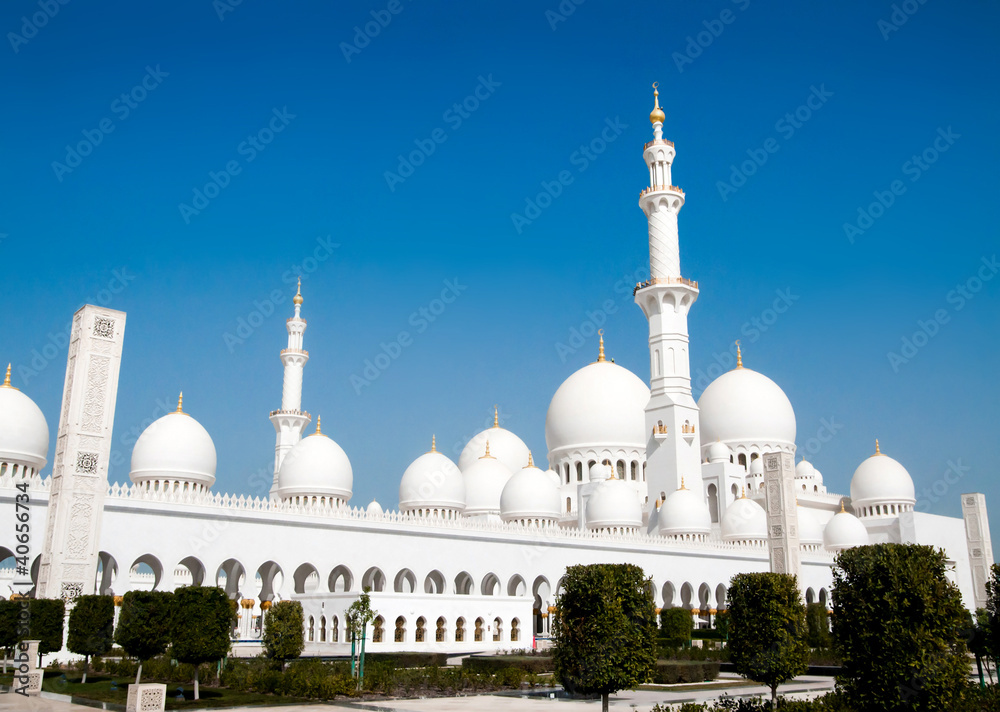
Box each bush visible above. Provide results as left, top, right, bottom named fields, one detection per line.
left=463, top=655, right=553, bottom=674
left=365, top=652, right=451, bottom=668
left=660, top=608, right=694, bottom=649
left=649, top=660, right=720, bottom=684
left=805, top=603, right=832, bottom=649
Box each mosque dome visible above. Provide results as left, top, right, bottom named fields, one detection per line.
left=659, top=483, right=712, bottom=537
left=849, top=441, right=916, bottom=516
left=500, top=457, right=561, bottom=523
left=721, top=493, right=767, bottom=542
left=823, top=504, right=870, bottom=552
left=748, top=458, right=764, bottom=477
left=796, top=459, right=817, bottom=479
left=130, top=395, right=216, bottom=492
left=586, top=477, right=643, bottom=531
left=797, top=505, right=824, bottom=546
left=276, top=419, right=353, bottom=504
left=399, top=438, right=465, bottom=515
left=545, top=340, right=650, bottom=455
left=0, top=367, right=49, bottom=472
left=705, top=440, right=731, bottom=464
left=457, top=410, right=530, bottom=475
left=463, top=444, right=514, bottom=517
left=366, top=499, right=384, bottom=516
left=698, top=356, right=796, bottom=451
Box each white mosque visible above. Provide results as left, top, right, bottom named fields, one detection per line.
left=0, top=87, right=993, bottom=655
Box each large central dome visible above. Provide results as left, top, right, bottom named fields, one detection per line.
left=698, top=365, right=796, bottom=451
left=545, top=357, right=650, bottom=455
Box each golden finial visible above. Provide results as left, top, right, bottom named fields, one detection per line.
left=649, top=82, right=665, bottom=125
left=482, top=440, right=494, bottom=459
left=679, top=477, right=687, bottom=490
left=735, top=340, right=743, bottom=369
left=840, top=500, right=846, bottom=513
left=430, top=434, right=436, bottom=452
left=527, top=451, right=533, bottom=467
left=597, top=330, right=606, bottom=362
left=176, top=392, right=184, bottom=413
left=493, top=405, right=499, bottom=428
left=875, top=439, right=882, bottom=456
left=293, top=277, right=303, bottom=306
left=315, top=416, right=322, bottom=435
left=2, top=363, right=12, bottom=389
left=741, top=486, right=746, bottom=499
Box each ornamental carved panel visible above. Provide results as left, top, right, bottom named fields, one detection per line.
left=76, top=452, right=99, bottom=475
left=60, top=582, right=83, bottom=602
left=81, top=356, right=110, bottom=434
left=65, top=500, right=92, bottom=559
left=92, top=316, right=116, bottom=340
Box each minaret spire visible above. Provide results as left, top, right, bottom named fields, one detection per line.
left=597, top=330, right=606, bottom=362
left=2, top=363, right=14, bottom=389
left=176, top=391, right=184, bottom=413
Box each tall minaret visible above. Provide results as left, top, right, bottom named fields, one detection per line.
left=269, top=278, right=312, bottom=497
left=634, top=84, right=705, bottom=511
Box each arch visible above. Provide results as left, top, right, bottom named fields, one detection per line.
left=394, top=616, right=406, bottom=643
left=662, top=582, right=676, bottom=608
left=394, top=569, right=417, bottom=593
left=566, top=497, right=571, bottom=512
left=331, top=615, right=340, bottom=642
left=631, top=461, right=638, bottom=481
left=738, top=453, right=747, bottom=469
left=362, top=567, right=386, bottom=593
left=328, top=565, right=353, bottom=593
left=130, top=554, right=164, bottom=591
left=176, top=556, right=205, bottom=588
left=680, top=582, right=693, bottom=609
left=819, top=588, right=829, bottom=608
left=293, top=563, right=320, bottom=594
left=493, top=617, right=503, bottom=642
left=731, top=483, right=739, bottom=501
left=532, top=576, right=551, bottom=635
left=95, top=551, right=119, bottom=595
left=424, top=570, right=446, bottom=594
left=481, top=572, right=500, bottom=596
left=805, top=588, right=815, bottom=605
left=474, top=617, right=484, bottom=642
left=576, top=462, right=583, bottom=481
left=216, top=559, right=246, bottom=599
left=715, top=584, right=728, bottom=611
left=455, top=571, right=474, bottom=595
left=616, top=460, right=626, bottom=479
left=455, top=617, right=465, bottom=642
left=507, top=574, right=526, bottom=597
left=319, top=615, right=327, bottom=642
left=372, top=616, right=384, bottom=643
left=415, top=616, right=426, bottom=643
left=308, top=615, right=315, bottom=642
left=555, top=576, right=567, bottom=598
left=255, top=561, right=283, bottom=602
left=511, top=618, right=520, bottom=642
left=707, top=483, right=719, bottom=524
left=436, top=616, right=446, bottom=643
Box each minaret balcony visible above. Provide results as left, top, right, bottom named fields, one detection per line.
left=280, top=348, right=309, bottom=356
left=269, top=409, right=312, bottom=419
left=643, top=138, right=675, bottom=150
left=633, top=276, right=699, bottom=296
left=639, top=184, right=684, bottom=199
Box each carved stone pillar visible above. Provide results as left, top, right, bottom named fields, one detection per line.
left=762, top=451, right=801, bottom=581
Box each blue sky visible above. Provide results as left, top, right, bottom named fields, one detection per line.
left=2, top=1, right=998, bottom=548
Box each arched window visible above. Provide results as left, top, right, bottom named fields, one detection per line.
left=415, top=617, right=426, bottom=643
left=511, top=618, right=520, bottom=642
left=308, top=616, right=315, bottom=642
left=750, top=452, right=759, bottom=461
left=320, top=616, right=326, bottom=642
left=455, top=617, right=465, bottom=642
left=576, top=462, right=583, bottom=481
left=565, top=463, right=570, bottom=484
left=566, top=497, right=572, bottom=513
left=394, top=616, right=406, bottom=643
left=707, top=484, right=719, bottom=524
left=738, top=453, right=747, bottom=469
left=493, top=617, right=503, bottom=642
left=372, top=616, right=384, bottom=643
left=642, top=462, right=647, bottom=481
left=332, top=616, right=339, bottom=642
left=474, top=617, right=484, bottom=642
left=617, top=460, right=625, bottom=479
left=631, top=461, right=637, bottom=481
left=436, top=617, right=446, bottom=643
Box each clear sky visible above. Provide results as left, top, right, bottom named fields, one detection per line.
left=2, top=1, right=998, bottom=549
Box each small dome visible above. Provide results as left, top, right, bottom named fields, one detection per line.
left=589, top=462, right=612, bottom=482
left=0, top=377, right=49, bottom=471
left=463, top=447, right=513, bottom=516
left=797, top=505, right=824, bottom=546
left=824, top=506, right=869, bottom=552
left=546, top=358, right=650, bottom=455
left=277, top=428, right=353, bottom=503
left=698, top=366, right=796, bottom=448
left=500, top=462, right=561, bottom=522
left=544, top=469, right=562, bottom=487
left=399, top=447, right=465, bottom=513
left=721, top=494, right=767, bottom=541
left=586, top=477, right=642, bottom=530
left=659, top=484, right=712, bottom=536
left=706, top=440, right=731, bottom=464
left=795, top=459, right=817, bottom=479
left=849, top=443, right=915, bottom=513
left=367, top=499, right=384, bottom=516
left=457, top=420, right=530, bottom=475
left=130, top=403, right=217, bottom=490
left=748, top=458, right=764, bottom=477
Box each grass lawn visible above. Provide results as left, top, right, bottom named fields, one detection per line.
left=2, top=672, right=308, bottom=709
left=637, top=680, right=758, bottom=692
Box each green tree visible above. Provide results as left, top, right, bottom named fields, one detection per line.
left=985, top=563, right=1000, bottom=667
left=345, top=588, right=377, bottom=689
left=658, top=607, right=694, bottom=649
left=170, top=587, right=232, bottom=700
left=66, top=595, right=114, bottom=683
left=728, top=572, right=809, bottom=707
left=552, top=563, right=657, bottom=712
left=262, top=600, right=304, bottom=666
left=805, top=602, right=832, bottom=649
left=114, top=590, right=174, bottom=684
left=832, top=544, right=969, bottom=711
left=0, top=600, right=19, bottom=673
left=25, top=598, right=65, bottom=666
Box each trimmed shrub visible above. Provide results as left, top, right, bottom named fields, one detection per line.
left=463, top=655, right=554, bottom=674
left=659, top=607, right=694, bottom=649
left=649, top=660, right=720, bottom=684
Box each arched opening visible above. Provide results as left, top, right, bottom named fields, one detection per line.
left=372, top=616, right=384, bottom=643
left=95, top=551, right=119, bottom=595
left=511, top=618, right=520, bottom=642
left=176, top=556, right=205, bottom=588
left=806, top=588, right=815, bottom=605
left=362, top=567, right=386, bottom=593
left=532, top=576, right=551, bottom=635
left=394, top=569, right=417, bottom=593
left=481, top=573, right=500, bottom=596
left=415, top=617, right=426, bottom=643
left=707, top=483, right=719, bottom=524
left=308, top=616, right=315, bottom=642
left=576, top=462, right=583, bottom=481
left=424, top=570, right=446, bottom=594
left=680, top=582, right=693, bottom=610
left=616, top=460, right=625, bottom=479
left=130, top=554, right=164, bottom=591
left=328, top=565, right=353, bottom=593
left=819, top=588, right=829, bottom=608
left=474, top=617, right=484, bottom=642
left=455, top=617, right=465, bottom=642
left=320, top=616, right=327, bottom=642
left=507, top=574, right=526, bottom=597
left=394, top=616, right=406, bottom=643
left=493, top=617, right=503, bottom=642
left=331, top=615, right=339, bottom=642
left=715, top=584, right=728, bottom=611
left=566, top=497, right=571, bottom=512
left=738, top=453, right=747, bottom=469
left=293, top=563, right=320, bottom=594
left=255, top=561, right=283, bottom=602
left=631, top=461, right=638, bottom=481
left=662, top=582, right=676, bottom=608
left=436, top=617, right=446, bottom=643
left=731, top=483, right=739, bottom=501
left=216, top=559, right=246, bottom=599
left=455, top=571, right=474, bottom=595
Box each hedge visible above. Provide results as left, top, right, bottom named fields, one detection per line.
left=361, top=652, right=451, bottom=668
left=649, top=660, right=720, bottom=684
left=463, top=655, right=554, bottom=674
